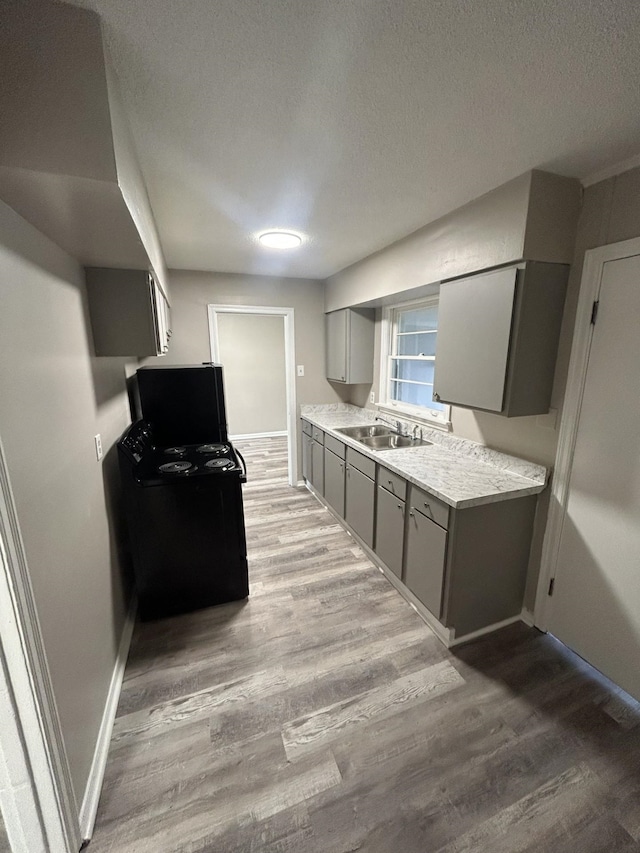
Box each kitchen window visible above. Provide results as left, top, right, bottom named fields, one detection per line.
left=380, top=297, right=450, bottom=427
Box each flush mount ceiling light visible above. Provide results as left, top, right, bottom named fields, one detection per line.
left=258, top=230, right=303, bottom=249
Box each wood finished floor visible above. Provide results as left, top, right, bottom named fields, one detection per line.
left=89, top=437, right=640, bottom=853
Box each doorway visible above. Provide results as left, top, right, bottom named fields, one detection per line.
left=536, top=237, right=640, bottom=701
left=207, top=305, right=297, bottom=486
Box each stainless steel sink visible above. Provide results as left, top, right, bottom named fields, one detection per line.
left=358, top=434, right=432, bottom=450
left=337, top=424, right=396, bottom=439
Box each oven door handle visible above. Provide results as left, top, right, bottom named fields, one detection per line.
left=236, top=449, right=247, bottom=483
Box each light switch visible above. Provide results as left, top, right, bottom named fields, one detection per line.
left=94, top=433, right=103, bottom=461
left=297, top=365, right=305, bottom=377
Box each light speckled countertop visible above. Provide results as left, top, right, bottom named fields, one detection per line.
left=300, top=404, right=547, bottom=509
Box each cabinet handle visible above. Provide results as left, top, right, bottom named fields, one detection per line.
left=424, top=502, right=431, bottom=511
left=409, top=510, right=414, bottom=517
left=387, top=479, right=392, bottom=485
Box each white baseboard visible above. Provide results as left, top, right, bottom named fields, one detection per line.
left=520, top=607, right=535, bottom=627
left=79, top=595, right=137, bottom=841
left=230, top=431, right=287, bottom=440
left=448, top=614, right=523, bottom=647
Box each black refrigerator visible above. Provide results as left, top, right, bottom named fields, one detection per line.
left=136, top=362, right=229, bottom=446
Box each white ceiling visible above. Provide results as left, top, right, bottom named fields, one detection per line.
left=71, top=0, right=640, bottom=279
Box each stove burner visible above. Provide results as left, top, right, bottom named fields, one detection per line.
left=197, top=443, right=229, bottom=454
left=205, top=458, right=234, bottom=470
left=164, top=446, right=187, bottom=456
left=159, top=461, right=194, bottom=474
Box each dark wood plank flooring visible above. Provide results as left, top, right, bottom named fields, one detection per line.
left=89, top=437, right=640, bottom=853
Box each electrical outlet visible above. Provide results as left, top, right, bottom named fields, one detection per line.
left=297, top=364, right=305, bottom=377
left=94, top=433, right=103, bottom=461
left=369, top=391, right=375, bottom=404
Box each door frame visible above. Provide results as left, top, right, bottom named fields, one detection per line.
left=534, top=235, right=640, bottom=629
left=0, top=436, right=80, bottom=853
left=207, top=304, right=297, bottom=486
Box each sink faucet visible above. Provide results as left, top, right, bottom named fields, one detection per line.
left=375, top=415, right=398, bottom=432
left=412, top=424, right=421, bottom=440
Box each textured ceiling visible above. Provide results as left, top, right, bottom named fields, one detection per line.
left=71, top=0, right=640, bottom=278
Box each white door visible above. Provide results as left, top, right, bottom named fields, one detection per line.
left=548, top=250, right=640, bottom=700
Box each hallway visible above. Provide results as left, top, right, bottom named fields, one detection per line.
left=88, top=437, right=640, bottom=852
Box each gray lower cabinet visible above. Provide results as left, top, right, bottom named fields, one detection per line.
left=375, top=484, right=405, bottom=577
left=301, top=419, right=324, bottom=494
left=345, top=464, right=375, bottom=548
left=311, top=438, right=324, bottom=495
left=302, top=433, right=312, bottom=482
left=324, top=448, right=345, bottom=517
left=404, top=506, right=447, bottom=618
left=302, top=423, right=538, bottom=640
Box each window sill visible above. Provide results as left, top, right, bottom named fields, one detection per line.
left=376, top=403, right=452, bottom=433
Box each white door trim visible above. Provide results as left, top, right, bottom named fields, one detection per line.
left=207, top=304, right=298, bottom=486
left=0, top=437, right=80, bottom=853
left=534, top=235, right=640, bottom=629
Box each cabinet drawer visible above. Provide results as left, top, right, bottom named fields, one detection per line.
left=301, top=419, right=312, bottom=436
left=408, top=485, right=449, bottom=529
left=312, top=427, right=324, bottom=444
left=346, top=447, right=376, bottom=480
left=377, top=467, right=406, bottom=501
left=324, top=433, right=346, bottom=458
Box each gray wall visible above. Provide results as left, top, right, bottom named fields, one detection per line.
left=164, top=270, right=348, bottom=474
left=216, top=312, right=287, bottom=436
left=324, top=170, right=579, bottom=312
left=0, top=200, right=132, bottom=803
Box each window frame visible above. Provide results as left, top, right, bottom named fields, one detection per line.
left=378, top=295, right=451, bottom=428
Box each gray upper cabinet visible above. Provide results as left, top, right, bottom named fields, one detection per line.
left=85, top=268, right=171, bottom=357
left=326, top=308, right=375, bottom=384
left=433, top=262, right=568, bottom=417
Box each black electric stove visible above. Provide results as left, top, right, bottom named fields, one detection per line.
left=134, top=441, right=244, bottom=485
left=118, top=418, right=249, bottom=621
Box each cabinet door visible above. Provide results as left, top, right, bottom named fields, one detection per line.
left=150, top=278, right=170, bottom=355
left=345, top=465, right=374, bottom=547
left=311, top=440, right=324, bottom=495
left=404, top=508, right=447, bottom=618
left=375, top=485, right=405, bottom=577
left=302, top=434, right=312, bottom=481
left=324, top=449, right=345, bottom=518
left=433, top=267, right=517, bottom=413
left=326, top=310, right=347, bottom=381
